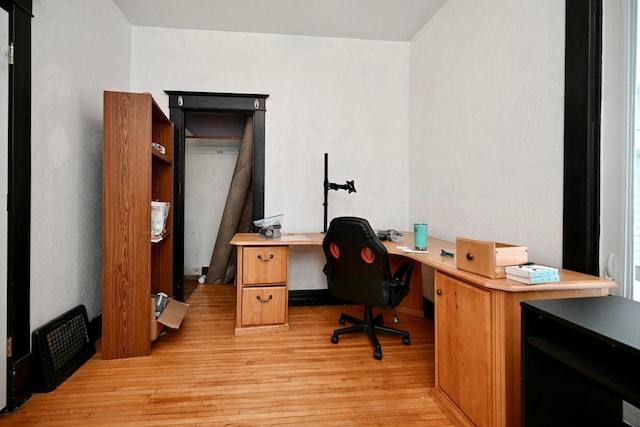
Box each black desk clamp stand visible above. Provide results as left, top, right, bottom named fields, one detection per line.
left=323, top=153, right=356, bottom=232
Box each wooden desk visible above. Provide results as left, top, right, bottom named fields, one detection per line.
left=230, top=232, right=616, bottom=427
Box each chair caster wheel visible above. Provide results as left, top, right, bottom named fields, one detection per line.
left=374, top=350, right=382, bottom=360
left=331, top=334, right=339, bottom=344
left=403, top=337, right=411, bottom=345
left=339, top=318, right=346, bottom=325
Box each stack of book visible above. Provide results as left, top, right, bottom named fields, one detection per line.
left=505, top=264, right=560, bottom=285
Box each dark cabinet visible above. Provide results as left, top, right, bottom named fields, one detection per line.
left=521, top=296, right=640, bottom=427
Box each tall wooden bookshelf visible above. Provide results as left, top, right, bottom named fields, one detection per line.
left=102, top=91, right=174, bottom=359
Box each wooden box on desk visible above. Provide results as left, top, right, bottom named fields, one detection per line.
left=455, top=237, right=528, bottom=278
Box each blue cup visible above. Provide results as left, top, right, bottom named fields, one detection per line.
left=413, top=223, right=428, bottom=251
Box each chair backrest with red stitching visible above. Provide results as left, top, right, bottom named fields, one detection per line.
left=322, top=217, right=391, bottom=307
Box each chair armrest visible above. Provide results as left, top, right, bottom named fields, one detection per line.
left=391, top=261, right=415, bottom=287
left=389, top=261, right=414, bottom=308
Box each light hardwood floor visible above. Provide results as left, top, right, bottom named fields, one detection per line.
left=1, top=283, right=453, bottom=426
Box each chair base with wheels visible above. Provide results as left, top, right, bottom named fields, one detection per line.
left=331, top=305, right=411, bottom=360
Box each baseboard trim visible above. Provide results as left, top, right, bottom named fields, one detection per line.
left=288, top=289, right=353, bottom=307
left=89, top=314, right=102, bottom=342
left=288, top=291, right=436, bottom=320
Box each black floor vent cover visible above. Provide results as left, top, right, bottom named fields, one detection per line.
left=31, top=305, right=96, bottom=392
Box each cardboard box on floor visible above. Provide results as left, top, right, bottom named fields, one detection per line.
left=150, top=297, right=189, bottom=341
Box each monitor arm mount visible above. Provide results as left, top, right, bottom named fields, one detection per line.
left=323, top=153, right=356, bottom=232
left=327, top=181, right=357, bottom=193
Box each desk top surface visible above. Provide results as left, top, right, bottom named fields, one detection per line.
left=230, top=232, right=616, bottom=293
left=231, top=232, right=325, bottom=246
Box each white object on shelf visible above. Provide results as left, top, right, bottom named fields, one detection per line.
left=152, top=142, right=166, bottom=154
left=151, top=201, right=170, bottom=237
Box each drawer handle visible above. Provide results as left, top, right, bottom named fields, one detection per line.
left=257, top=295, right=273, bottom=303
left=257, top=254, right=274, bottom=261
left=466, top=252, right=473, bottom=261
left=436, top=289, right=442, bottom=296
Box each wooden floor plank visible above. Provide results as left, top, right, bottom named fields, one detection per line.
left=1, top=282, right=453, bottom=426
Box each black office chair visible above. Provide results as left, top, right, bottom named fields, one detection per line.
left=322, top=216, right=415, bottom=360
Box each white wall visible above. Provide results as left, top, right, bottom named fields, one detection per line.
left=409, top=0, right=566, bottom=267
left=131, top=28, right=411, bottom=289
left=31, top=0, right=131, bottom=327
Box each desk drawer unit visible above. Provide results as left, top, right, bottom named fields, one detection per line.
left=235, top=245, right=289, bottom=335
